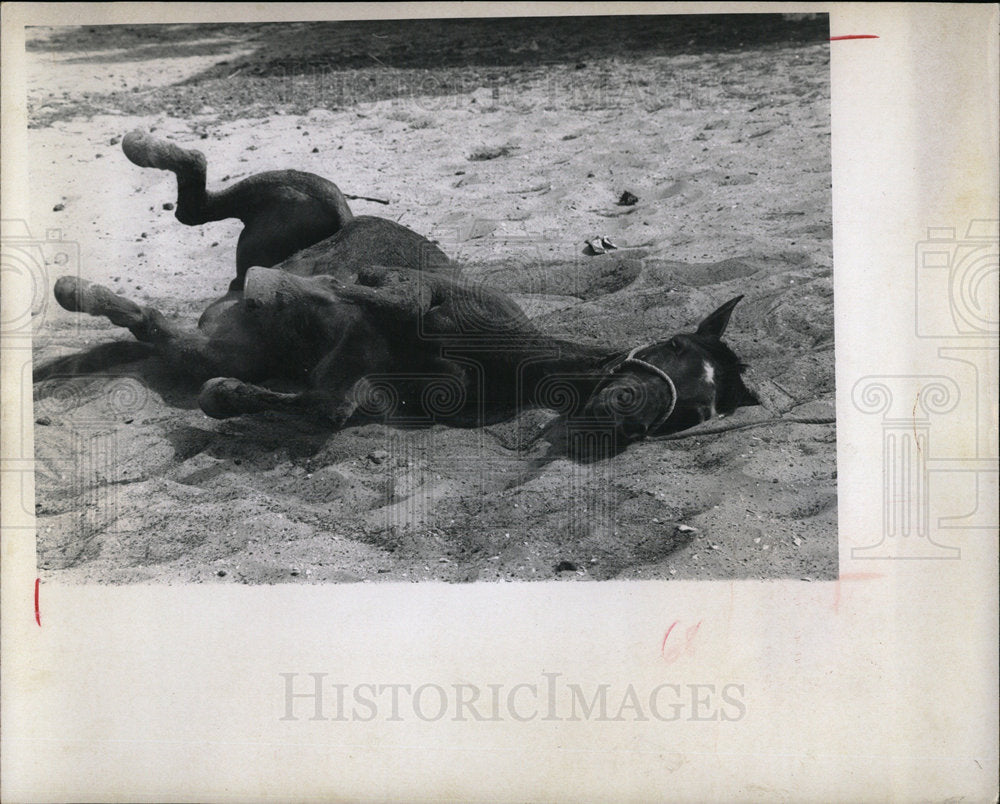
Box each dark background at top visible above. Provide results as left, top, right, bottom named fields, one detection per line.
left=29, top=14, right=829, bottom=74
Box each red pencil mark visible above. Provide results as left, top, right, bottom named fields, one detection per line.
left=660, top=621, right=678, bottom=654
left=34, top=578, right=41, bottom=626
left=829, top=35, right=879, bottom=41
left=661, top=620, right=702, bottom=664
left=833, top=572, right=885, bottom=613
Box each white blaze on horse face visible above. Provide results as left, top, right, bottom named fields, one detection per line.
left=702, top=360, right=717, bottom=419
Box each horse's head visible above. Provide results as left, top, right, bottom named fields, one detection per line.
left=580, top=295, right=759, bottom=442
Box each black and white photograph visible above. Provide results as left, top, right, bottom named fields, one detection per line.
left=26, top=12, right=836, bottom=584
left=2, top=4, right=996, bottom=803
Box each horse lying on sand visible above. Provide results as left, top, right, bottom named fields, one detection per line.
left=45, top=131, right=760, bottom=449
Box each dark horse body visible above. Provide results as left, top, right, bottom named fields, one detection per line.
left=45, top=131, right=759, bottom=448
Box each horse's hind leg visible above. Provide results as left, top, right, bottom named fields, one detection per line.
left=121, top=130, right=211, bottom=226
left=123, top=129, right=354, bottom=289
left=229, top=199, right=351, bottom=291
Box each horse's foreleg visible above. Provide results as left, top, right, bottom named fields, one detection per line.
left=54, top=275, right=130, bottom=320
left=198, top=379, right=351, bottom=424
left=54, top=275, right=167, bottom=336
left=198, top=318, right=392, bottom=425
left=33, top=341, right=156, bottom=383
left=53, top=276, right=264, bottom=381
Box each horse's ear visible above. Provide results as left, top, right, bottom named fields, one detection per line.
left=696, top=295, right=744, bottom=339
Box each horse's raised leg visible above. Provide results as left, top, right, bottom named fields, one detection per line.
left=54, top=275, right=158, bottom=334
left=122, top=130, right=211, bottom=226
left=53, top=276, right=265, bottom=382
left=122, top=129, right=354, bottom=290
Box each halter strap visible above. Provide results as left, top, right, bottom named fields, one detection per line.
left=605, top=343, right=678, bottom=432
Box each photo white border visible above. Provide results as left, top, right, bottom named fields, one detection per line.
left=2, top=3, right=997, bottom=801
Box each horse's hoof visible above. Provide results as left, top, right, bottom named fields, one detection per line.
left=54, top=276, right=144, bottom=327
left=53, top=275, right=88, bottom=312
left=122, top=129, right=206, bottom=174
left=54, top=275, right=118, bottom=315
left=198, top=378, right=246, bottom=419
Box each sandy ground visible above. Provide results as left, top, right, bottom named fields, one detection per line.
left=26, top=17, right=836, bottom=583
